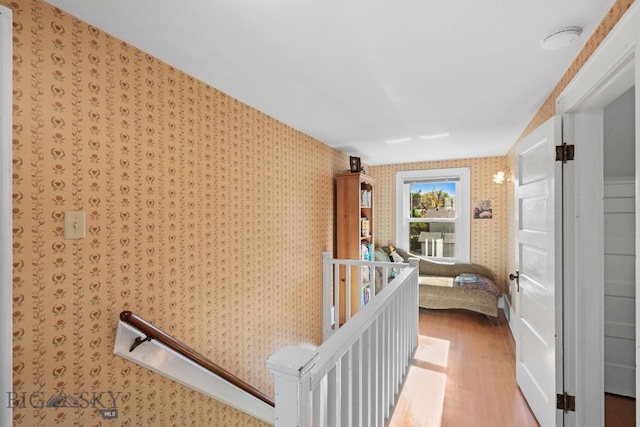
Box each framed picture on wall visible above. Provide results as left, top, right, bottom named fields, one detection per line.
left=473, top=199, right=493, bottom=219
left=350, top=156, right=361, bottom=173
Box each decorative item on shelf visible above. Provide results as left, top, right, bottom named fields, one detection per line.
left=349, top=156, right=362, bottom=173
left=492, top=166, right=511, bottom=184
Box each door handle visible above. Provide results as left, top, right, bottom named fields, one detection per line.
left=509, top=270, right=520, bottom=292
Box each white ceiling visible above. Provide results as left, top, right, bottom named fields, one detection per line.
left=46, top=0, right=616, bottom=165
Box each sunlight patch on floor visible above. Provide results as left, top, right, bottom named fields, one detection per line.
left=413, top=335, right=450, bottom=368
left=388, top=335, right=449, bottom=427
left=388, top=365, right=446, bottom=427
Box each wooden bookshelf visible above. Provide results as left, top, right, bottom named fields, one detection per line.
left=336, top=172, right=375, bottom=323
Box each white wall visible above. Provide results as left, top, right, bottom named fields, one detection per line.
left=603, top=87, right=636, bottom=397
left=604, top=87, right=635, bottom=180
left=603, top=180, right=636, bottom=396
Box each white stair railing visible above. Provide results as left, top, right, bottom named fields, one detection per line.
left=322, top=251, right=411, bottom=341
left=267, top=256, right=419, bottom=427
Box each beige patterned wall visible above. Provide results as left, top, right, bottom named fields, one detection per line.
left=8, top=0, right=348, bottom=425
left=506, top=0, right=635, bottom=307
left=370, top=156, right=509, bottom=292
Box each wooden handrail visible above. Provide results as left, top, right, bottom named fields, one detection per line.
left=119, top=311, right=275, bottom=408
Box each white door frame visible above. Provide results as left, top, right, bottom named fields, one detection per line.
left=0, top=5, right=12, bottom=427
left=556, top=2, right=640, bottom=426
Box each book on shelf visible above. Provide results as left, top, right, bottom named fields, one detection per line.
left=361, top=242, right=369, bottom=260
left=360, top=190, right=372, bottom=208
left=361, top=265, right=371, bottom=282
left=361, top=242, right=373, bottom=261
left=360, top=217, right=369, bottom=237
left=362, top=284, right=371, bottom=306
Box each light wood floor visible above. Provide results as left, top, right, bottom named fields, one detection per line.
left=388, top=308, right=539, bottom=427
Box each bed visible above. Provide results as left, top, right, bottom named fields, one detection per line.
left=375, top=246, right=502, bottom=318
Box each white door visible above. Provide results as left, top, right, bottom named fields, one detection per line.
left=514, top=115, right=563, bottom=427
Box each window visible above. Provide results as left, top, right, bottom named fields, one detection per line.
left=396, top=168, right=470, bottom=262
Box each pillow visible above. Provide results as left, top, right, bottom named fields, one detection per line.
left=373, top=248, right=397, bottom=283
left=389, top=250, right=404, bottom=263
left=455, top=273, right=502, bottom=297
left=374, top=248, right=391, bottom=263
left=455, top=273, right=477, bottom=283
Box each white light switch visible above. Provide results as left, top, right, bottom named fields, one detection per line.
left=64, top=211, right=85, bottom=239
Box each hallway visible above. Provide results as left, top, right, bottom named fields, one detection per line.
left=389, top=308, right=539, bottom=427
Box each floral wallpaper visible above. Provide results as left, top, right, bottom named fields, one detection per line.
left=8, top=0, right=345, bottom=425
left=370, top=156, right=509, bottom=292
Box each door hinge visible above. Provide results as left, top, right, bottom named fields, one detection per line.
left=556, top=392, right=576, bottom=413
left=555, top=143, right=575, bottom=163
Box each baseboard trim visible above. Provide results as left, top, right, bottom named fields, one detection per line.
left=502, top=296, right=516, bottom=340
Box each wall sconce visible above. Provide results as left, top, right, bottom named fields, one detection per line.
left=492, top=167, right=511, bottom=184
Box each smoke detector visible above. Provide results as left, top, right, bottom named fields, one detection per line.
left=541, top=27, right=582, bottom=51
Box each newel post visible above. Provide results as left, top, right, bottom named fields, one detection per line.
left=267, top=346, right=319, bottom=427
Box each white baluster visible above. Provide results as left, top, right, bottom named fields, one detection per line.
left=323, top=252, right=332, bottom=341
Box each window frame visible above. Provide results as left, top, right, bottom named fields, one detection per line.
left=395, top=168, right=470, bottom=263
